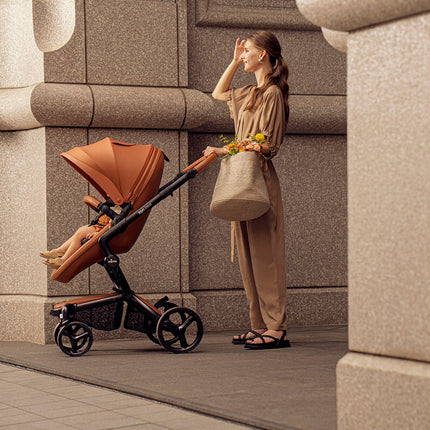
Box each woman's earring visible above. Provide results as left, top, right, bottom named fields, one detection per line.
left=258, top=57, right=262, bottom=64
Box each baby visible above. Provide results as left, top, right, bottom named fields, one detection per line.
left=40, top=214, right=111, bottom=269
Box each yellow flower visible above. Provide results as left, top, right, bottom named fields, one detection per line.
left=255, top=133, right=265, bottom=142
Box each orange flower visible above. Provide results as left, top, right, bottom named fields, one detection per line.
left=218, top=134, right=264, bottom=157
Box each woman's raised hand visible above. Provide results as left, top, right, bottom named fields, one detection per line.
left=233, top=38, right=246, bottom=62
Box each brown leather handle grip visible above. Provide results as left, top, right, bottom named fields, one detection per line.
left=83, top=195, right=102, bottom=210
left=183, top=153, right=218, bottom=173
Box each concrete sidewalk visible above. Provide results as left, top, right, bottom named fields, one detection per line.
left=0, top=362, right=251, bottom=429
left=0, top=326, right=347, bottom=430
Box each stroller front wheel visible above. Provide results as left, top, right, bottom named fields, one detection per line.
left=54, top=322, right=62, bottom=345
left=156, top=307, right=203, bottom=353
left=57, top=321, right=93, bottom=357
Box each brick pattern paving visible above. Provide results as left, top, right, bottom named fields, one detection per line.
left=0, top=363, right=251, bottom=430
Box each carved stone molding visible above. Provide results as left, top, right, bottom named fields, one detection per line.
left=321, top=28, right=347, bottom=53
left=0, top=84, right=346, bottom=135
left=196, top=0, right=318, bottom=30
left=296, top=0, right=430, bottom=32
left=0, top=84, right=214, bottom=131
left=32, top=0, right=76, bottom=52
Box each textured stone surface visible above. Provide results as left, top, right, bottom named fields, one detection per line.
left=193, top=290, right=250, bottom=331
left=0, top=295, right=47, bottom=343
left=348, top=13, right=430, bottom=362
left=0, top=0, right=43, bottom=87
left=296, top=0, right=430, bottom=32
left=194, top=287, right=347, bottom=331
left=31, top=83, right=93, bottom=127
left=177, top=0, right=189, bottom=87
left=90, top=86, right=185, bottom=129
left=43, top=0, right=86, bottom=83
left=1, top=84, right=214, bottom=131
left=91, top=86, right=212, bottom=130
left=322, top=28, right=347, bottom=52
left=337, top=353, right=430, bottom=430
left=86, top=0, right=179, bottom=86
left=32, top=0, right=75, bottom=53
left=45, top=127, right=90, bottom=297
left=0, top=86, right=41, bottom=131
left=286, top=287, right=347, bottom=326
left=195, top=0, right=317, bottom=30
left=0, top=129, right=47, bottom=296
left=182, top=89, right=216, bottom=130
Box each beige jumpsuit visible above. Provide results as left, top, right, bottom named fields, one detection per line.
left=227, top=84, right=287, bottom=331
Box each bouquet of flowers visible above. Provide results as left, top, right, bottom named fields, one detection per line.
left=219, top=133, right=266, bottom=157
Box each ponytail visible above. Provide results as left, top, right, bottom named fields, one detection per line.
left=243, top=31, right=290, bottom=123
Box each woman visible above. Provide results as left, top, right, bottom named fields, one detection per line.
left=204, top=31, right=290, bottom=349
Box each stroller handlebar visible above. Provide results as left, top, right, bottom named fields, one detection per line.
left=183, top=153, right=217, bottom=173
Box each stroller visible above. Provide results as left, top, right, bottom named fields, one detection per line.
left=50, top=137, right=216, bottom=356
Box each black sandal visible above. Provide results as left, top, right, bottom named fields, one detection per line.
left=244, top=330, right=291, bottom=350
left=232, top=330, right=262, bottom=345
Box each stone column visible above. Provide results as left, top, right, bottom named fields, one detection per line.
left=297, top=0, right=430, bottom=428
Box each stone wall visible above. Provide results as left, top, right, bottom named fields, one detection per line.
left=0, top=0, right=347, bottom=342
left=297, top=0, right=430, bottom=428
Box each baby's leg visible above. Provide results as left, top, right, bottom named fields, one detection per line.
left=61, top=225, right=97, bottom=261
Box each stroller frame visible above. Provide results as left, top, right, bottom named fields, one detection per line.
left=51, top=153, right=216, bottom=356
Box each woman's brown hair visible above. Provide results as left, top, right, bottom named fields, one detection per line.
left=244, top=31, right=290, bottom=122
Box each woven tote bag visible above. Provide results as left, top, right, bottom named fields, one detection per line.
left=210, top=151, right=270, bottom=221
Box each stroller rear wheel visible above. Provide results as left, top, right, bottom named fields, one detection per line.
left=143, top=298, right=178, bottom=345
left=156, top=307, right=203, bottom=353
left=57, top=321, right=93, bottom=357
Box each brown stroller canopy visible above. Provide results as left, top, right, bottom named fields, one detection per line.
left=61, top=137, right=161, bottom=205
left=52, top=137, right=166, bottom=283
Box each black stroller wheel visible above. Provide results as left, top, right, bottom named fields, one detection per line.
left=145, top=299, right=178, bottom=345
left=57, top=321, right=93, bottom=357
left=54, top=322, right=62, bottom=345
left=156, top=307, right=203, bottom=353
left=146, top=332, right=160, bottom=345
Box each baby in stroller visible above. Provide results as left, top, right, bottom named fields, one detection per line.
left=47, top=137, right=216, bottom=356
left=40, top=213, right=111, bottom=269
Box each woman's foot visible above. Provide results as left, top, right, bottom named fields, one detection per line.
left=42, top=257, right=63, bottom=269
left=39, top=250, right=64, bottom=259
left=232, top=329, right=265, bottom=344
left=245, top=330, right=291, bottom=349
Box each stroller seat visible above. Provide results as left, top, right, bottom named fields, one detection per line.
left=51, top=137, right=166, bottom=283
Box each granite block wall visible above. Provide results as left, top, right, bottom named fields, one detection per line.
left=0, top=0, right=347, bottom=342
left=297, top=0, right=430, bottom=428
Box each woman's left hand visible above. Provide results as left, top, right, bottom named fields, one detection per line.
left=203, top=146, right=228, bottom=157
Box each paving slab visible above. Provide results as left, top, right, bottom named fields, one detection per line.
left=0, top=326, right=347, bottom=430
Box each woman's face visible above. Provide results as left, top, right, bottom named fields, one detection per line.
left=240, top=40, right=262, bottom=72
